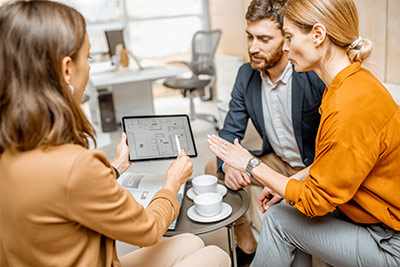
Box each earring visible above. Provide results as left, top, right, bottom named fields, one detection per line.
left=68, top=84, right=74, bottom=95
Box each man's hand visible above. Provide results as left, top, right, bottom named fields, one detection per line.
left=224, top=164, right=251, bottom=190
left=257, top=186, right=282, bottom=213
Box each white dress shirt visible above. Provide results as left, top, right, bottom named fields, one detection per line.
left=261, top=63, right=305, bottom=168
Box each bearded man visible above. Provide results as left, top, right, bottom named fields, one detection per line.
left=204, top=0, right=325, bottom=266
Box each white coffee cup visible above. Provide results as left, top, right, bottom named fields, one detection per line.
left=194, top=192, right=223, bottom=217
left=191, top=175, right=218, bottom=195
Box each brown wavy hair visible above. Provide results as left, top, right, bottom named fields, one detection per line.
left=0, top=0, right=96, bottom=153
left=245, top=0, right=288, bottom=34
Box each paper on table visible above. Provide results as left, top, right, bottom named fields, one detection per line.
left=118, top=172, right=185, bottom=230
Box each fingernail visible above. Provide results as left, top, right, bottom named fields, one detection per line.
left=212, top=134, right=216, bottom=137
left=264, top=205, right=269, bottom=211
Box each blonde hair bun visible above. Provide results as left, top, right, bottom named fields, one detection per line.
left=347, top=37, right=373, bottom=63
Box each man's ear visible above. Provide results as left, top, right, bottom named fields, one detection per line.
left=312, top=23, right=327, bottom=47
left=61, top=56, right=72, bottom=84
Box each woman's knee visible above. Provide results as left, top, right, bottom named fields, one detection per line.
left=173, top=233, right=204, bottom=251
left=181, top=245, right=231, bottom=267
left=203, top=246, right=231, bottom=266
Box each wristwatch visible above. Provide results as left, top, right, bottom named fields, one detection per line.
left=245, top=157, right=261, bottom=177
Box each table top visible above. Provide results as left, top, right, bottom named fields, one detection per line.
left=90, top=64, right=186, bottom=87
left=164, top=182, right=250, bottom=237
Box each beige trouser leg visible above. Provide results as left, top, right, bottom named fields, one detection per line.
left=120, top=233, right=229, bottom=267
left=174, top=245, right=231, bottom=267
left=204, top=154, right=303, bottom=254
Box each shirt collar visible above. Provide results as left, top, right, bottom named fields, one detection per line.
left=319, top=62, right=362, bottom=114
left=260, top=62, right=292, bottom=87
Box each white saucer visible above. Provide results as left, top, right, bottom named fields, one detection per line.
left=186, top=184, right=228, bottom=200
left=187, top=202, right=232, bottom=223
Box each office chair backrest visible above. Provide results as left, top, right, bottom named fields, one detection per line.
left=191, top=29, right=222, bottom=76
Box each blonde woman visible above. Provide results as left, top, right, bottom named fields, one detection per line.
left=207, top=0, right=400, bottom=266
left=0, top=1, right=230, bottom=266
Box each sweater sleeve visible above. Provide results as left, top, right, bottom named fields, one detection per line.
left=285, top=140, right=377, bottom=217
left=66, top=149, right=179, bottom=247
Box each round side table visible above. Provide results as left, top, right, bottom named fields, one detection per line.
left=165, top=182, right=250, bottom=267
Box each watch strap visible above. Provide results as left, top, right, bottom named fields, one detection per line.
left=246, top=157, right=260, bottom=177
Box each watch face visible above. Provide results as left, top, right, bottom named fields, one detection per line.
left=250, top=158, right=259, bottom=165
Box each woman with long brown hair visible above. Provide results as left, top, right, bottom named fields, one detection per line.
left=0, top=1, right=230, bottom=266
left=207, top=0, right=400, bottom=266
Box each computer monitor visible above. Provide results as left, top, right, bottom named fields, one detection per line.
left=104, top=29, right=143, bottom=69
left=105, top=30, right=126, bottom=57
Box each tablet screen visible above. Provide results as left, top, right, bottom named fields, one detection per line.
left=122, top=115, right=197, bottom=162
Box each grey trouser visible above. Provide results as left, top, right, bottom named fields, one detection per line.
left=251, top=203, right=400, bottom=267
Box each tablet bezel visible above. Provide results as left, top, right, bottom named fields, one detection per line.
left=121, top=114, right=198, bottom=162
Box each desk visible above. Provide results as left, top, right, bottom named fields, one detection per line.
left=165, top=182, right=250, bottom=267
left=88, top=63, right=186, bottom=126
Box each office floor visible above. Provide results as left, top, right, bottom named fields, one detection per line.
left=91, top=91, right=260, bottom=258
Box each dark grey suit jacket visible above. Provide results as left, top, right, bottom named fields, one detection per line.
left=217, top=63, right=325, bottom=175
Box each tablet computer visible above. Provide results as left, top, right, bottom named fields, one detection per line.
left=122, top=114, right=197, bottom=162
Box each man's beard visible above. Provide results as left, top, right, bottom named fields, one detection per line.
left=249, top=41, right=284, bottom=71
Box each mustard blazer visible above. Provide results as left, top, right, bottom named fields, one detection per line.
left=0, top=144, right=179, bottom=266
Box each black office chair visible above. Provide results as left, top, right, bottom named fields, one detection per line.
left=163, top=29, right=222, bottom=130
